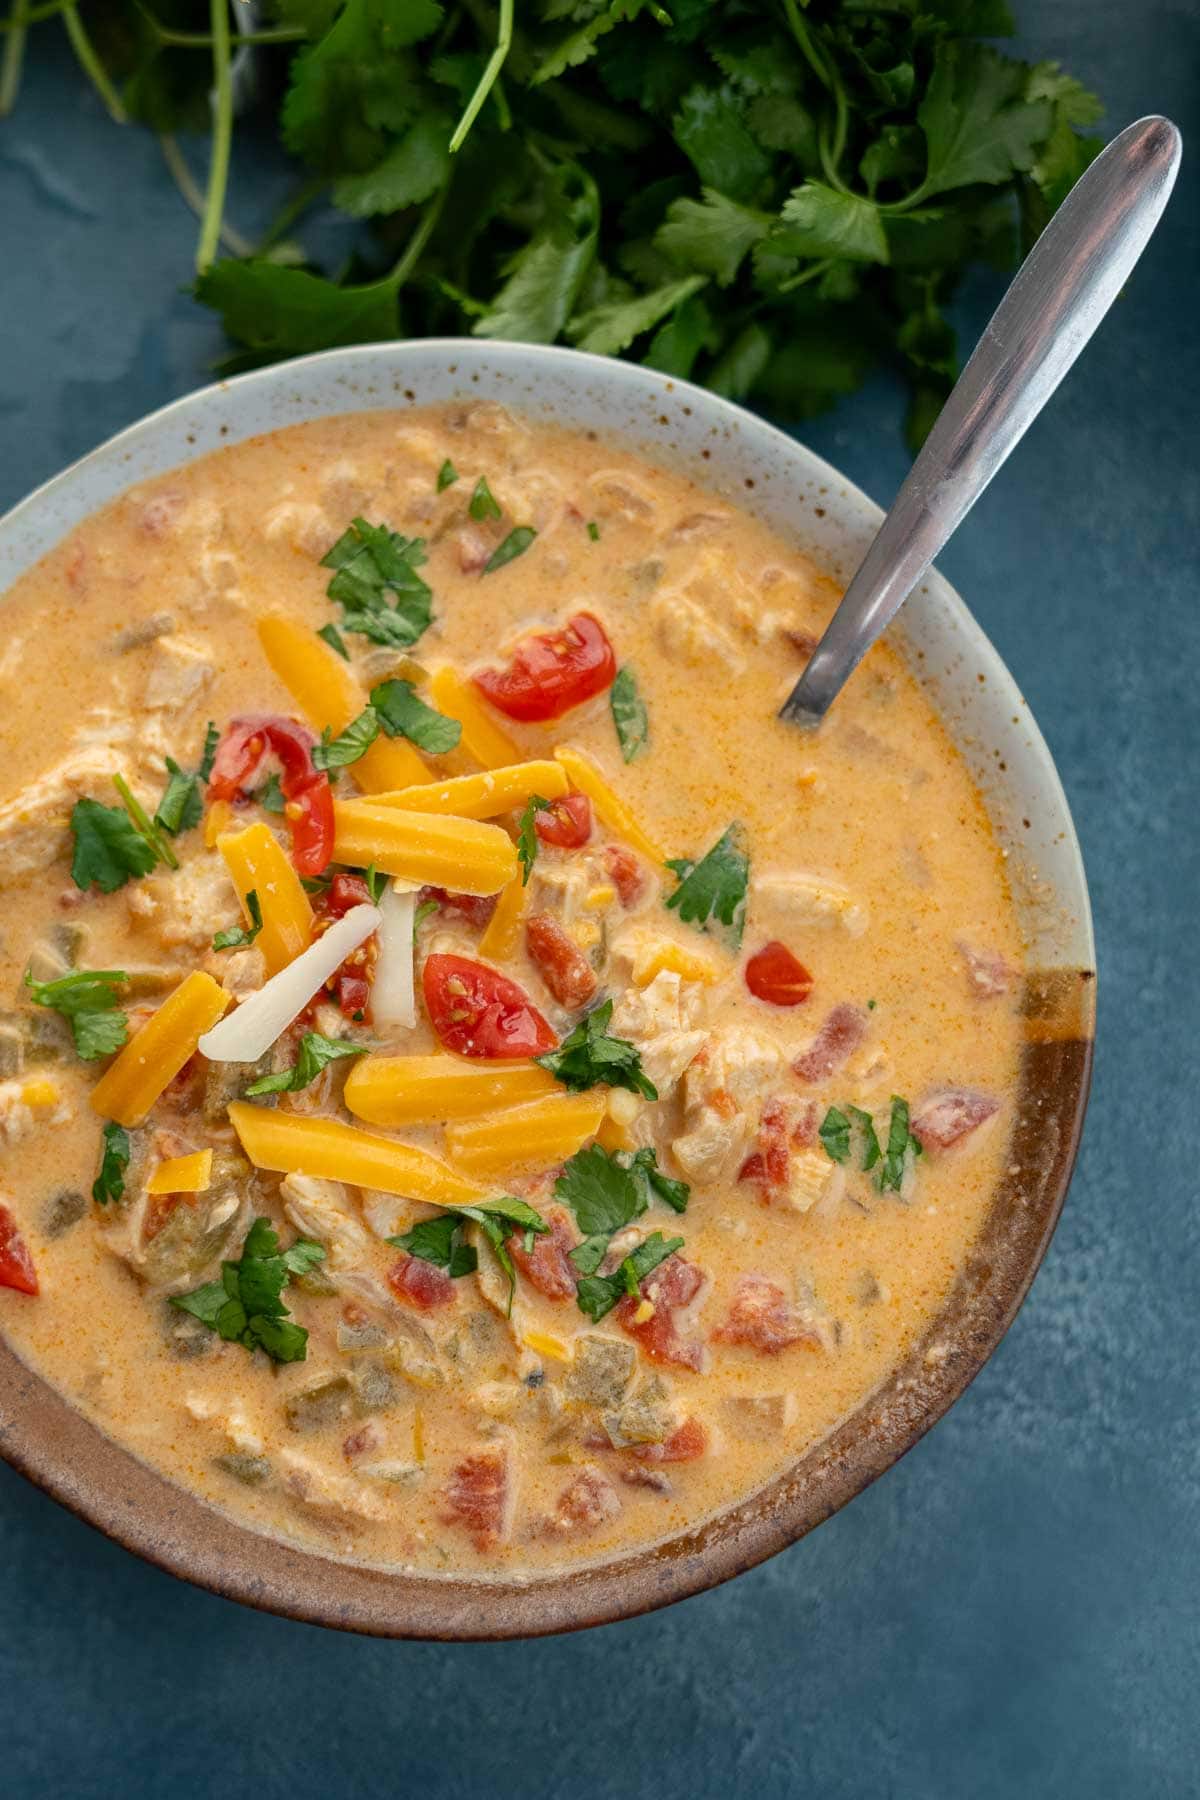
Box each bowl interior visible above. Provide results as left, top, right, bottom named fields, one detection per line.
left=0, top=342, right=1094, bottom=1637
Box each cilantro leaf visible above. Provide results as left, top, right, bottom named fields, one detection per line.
left=318, top=623, right=349, bottom=661
left=332, top=111, right=452, bottom=218
left=773, top=183, right=889, bottom=263
left=610, top=665, right=649, bottom=762
left=197, top=722, right=220, bottom=784
left=628, top=1145, right=689, bottom=1214
left=388, top=1196, right=547, bottom=1310
left=468, top=476, right=502, bottom=521
left=312, top=706, right=380, bottom=770
left=656, top=188, right=770, bottom=286
left=154, top=757, right=203, bottom=837
left=244, top=1032, right=369, bottom=1097
left=370, top=678, right=462, bottom=753
left=571, top=274, right=708, bottom=357
left=195, top=260, right=402, bottom=357
left=516, top=795, right=553, bottom=885
left=555, top=1142, right=645, bottom=1239
left=878, top=1095, right=921, bottom=1194
left=171, top=1216, right=324, bottom=1364
left=92, top=1122, right=130, bottom=1206
left=437, top=459, right=459, bottom=491
left=819, top=1105, right=851, bottom=1164
left=916, top=43, right=1053, bottom=200
left=320, top=517, right=433, bottom=648
left=391, top=1214, right=478, bottom=1279
left=24, top=968, right=128, bottom=1062
left=255, top=772, right=286, bottom=815
left=473, top=162, right=600, bottom=342
left=213, top=889, right=264, bottom=952
left=482, top=527, right=537, bottom=575
left=665, top=822, right=749, bottom=947
left=70, top=798, right=158, bottom=894
left=673, top=84, right=772, bottom=203
left=536, top=999, right=657, bottom=1100
left=575, top=1231, right=685, bottom=1322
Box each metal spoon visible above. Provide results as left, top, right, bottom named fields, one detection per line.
left=780, top=115, right=1182, bottom=726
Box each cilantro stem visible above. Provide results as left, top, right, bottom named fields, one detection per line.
left=0, top=0, right=70, bottom=31
left=781, top=0, right=852, bottom=192
left=0, top=0, right=29, bottom=117
left=195, top=0, right=233, bottom=276
left=160, top=133, right=253, bottom=257
left=134, top=2, right=306, bottom=48
left=388, top=184, right=448, bottom=289
left=777, top=256, right=835, bottom=295
left=449, top=0, right=514, bottom=154
left=61, top=4, right=125, bottom=124
left=113, top=775, right=178, bottom=872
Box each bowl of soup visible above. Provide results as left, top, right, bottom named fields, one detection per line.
left=0, top=342, right=1093, bottom=1637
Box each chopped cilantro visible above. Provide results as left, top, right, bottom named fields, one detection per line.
left=666, top=822, right=749, bottom=948
left=320, top=517, right=433, bottom=648
left=628, top=1145, right=690, bottom=1215
left=370, top=678, right=462, bottom=753
left=536, top=999, right=657, bottom=1100
left=244, top=1032, right=369, bottom=1097
left=437, top=460, right=459, bottom=492
left=69, top=797, right=158, bottom=894
left=113, top=774, right=177, bottom=871
left=392, top=1214, right=478, bottom=1279
left=388, top=1196, right=547, bottom=1315
left=197, top=722, right=220, bottom=783
left=482, top=527, right=537, bottom=575
left=92, top=1121, right=130, bottom=1206
left=24, top=967, right=128, bottom=1062
left=820, top=1097, right=919, bottom=1193
left=413, top=898, right=438, bottom=941
left=468, top=476, right=502, bottom=521
left=213, top=889, right=263, bottom=951
left=154, top=723, right=220, bottom=837
left=819, top=1105, right=851, bottom=1164
left=318, top=622, right=350, bottom=661
left=517, top=794, right=553, bottom=885
left=879, top=1095, right=921, bottom=1193
left=586, top=521, right=600, bottom=543
left=312, top=705, right=380, bottom=770
left=575, top=1231, right=685, bottom=1323
left=610, top=665, right=649, bottom=763
left=364, top=863, right=383, bottom=904
left=171, top=1216, right=324, bottom=1364
left=255, top=771, right=286, bottom=814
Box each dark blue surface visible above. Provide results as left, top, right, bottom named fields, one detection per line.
left=1, top=8, right=1197, bottom=1795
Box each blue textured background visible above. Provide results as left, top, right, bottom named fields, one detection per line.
left=1, top=8, right=1197, bottom=1795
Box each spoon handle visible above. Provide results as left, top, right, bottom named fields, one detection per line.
left=780, top=114, right=1182, bottom=726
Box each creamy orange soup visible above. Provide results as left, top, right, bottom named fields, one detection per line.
left=0, top=403, right=1022, bottom=1574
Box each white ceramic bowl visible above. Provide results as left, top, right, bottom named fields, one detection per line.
left=0, top=342, right=1095, bottom=1638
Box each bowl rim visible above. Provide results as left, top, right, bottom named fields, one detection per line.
left=0, top=339, right=1094, bottom=1639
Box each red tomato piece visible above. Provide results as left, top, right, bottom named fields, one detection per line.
left=605, top=844, right=647, bottom=909
left=617, top=1255, right=706, bottom=1372
left=629, top=1418, right=708, bottom=1464
left=745, top=942, right=813, bottom=1007
left=143, top=1191, right=189, bottom=1243
left=418, top=886, right=498, bottom=930
left=957, top=941, right=1014, bottom=999
left=473, top=612, right=616, bottom=722
left=314, top=875, right=378, bottom=1019
left=507, top=1205, right=578, bottom=1302
left=525, top=912, right=598, bottom=1011
left=386, top=1254, right=457, bottom=1311
left=208, top=715, right=334, bottom=878
left=342, top=1422, right=381, bottom=1464
left=544, top=1468, right=621, bottom=1535
left=534, top=791, right=593, bottom=849
left=792, top=1002, right=868, bottom=1084
left=423, top=953, right=557, bottom=1058
left=712, top=1274, right=822, bottom=1355
left=0, top=1203, right=38, bottom=1296
left=737, top=1098, right=791, bottom=1195
left=442, top=1448, right=510, bottom=1549
left=911, top=1088, right=1000, bottom=1152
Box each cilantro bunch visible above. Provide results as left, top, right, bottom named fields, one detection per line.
left=14, top=1, right=1102, bottom=445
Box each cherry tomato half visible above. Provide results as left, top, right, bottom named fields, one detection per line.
left=423, top=953, right=557, bottom=1059
left=744, top=942, right=814, bottom=1007
left=208, top=714, right=334, bottom=879
left=472, top=613, right=616, bottom=723
left=314, top=874, right=377, bottom=1019
left=0, top=1202, right=38, bottom=1295
left=534, top=791, right=593, bottom=850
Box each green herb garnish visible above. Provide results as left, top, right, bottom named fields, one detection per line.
left=468, top=476, right=502, bottom=521
left=255, top=771, right=286, bottom=814
left=25, top=968, right=128, bottom=1061
left=437, top=460, right=459, bottom=492
left=575, top=1232, right=685, bottom=1324
left=536, top=999, right=657, bottom=1101
left=154, top=723, right=220, bottom=838
left=878, top=1095, right=922, bottom=1193
left=556, top=1142, right=689, bottom=1316
left=666, top=822, right=749, bottom=948
left=213, top=889, right=263, bottom=952
left=318, top=622, right=350, bottom=661
left=586, top=521, right=600, bottom=543
left=244, top=1032, right=369, bottom=1097
left=320, top=517, right=432, bottom=648
left=610, top=666, right=649, bottom=763
left=312, top=706, right=380, bottom=771
left=92, top=1121, right=130, bottom=1206
left=516, top=793, right=554, bottom=885
left=69, top=797, right=159, bottom=894
left=171, top=1217, right=324, bottom=1364
left=370, top=678, right=462, bottom=754
left=482, top=527, right=537, bottom=575
left=388, top=1196, right=548, bottom=1315
left=820, top=1096, right=919, bottom=1192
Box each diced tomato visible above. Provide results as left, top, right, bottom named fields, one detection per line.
left=792, top=1002, right=867, bottom=1084
left=387, top=1253, right=457, bottom=1310
left=958, top=941, right=1014, bottom=999
left=342, top=1422, right=381, bottom=1463
left=629, top=1418, right=708, bottom=1464
left=525, top=913, right=598, bottom=1011
left=617, top=1255, right=706, bottom=1372
left=473, top=612, right=616, bottom=722
left=739, top=1098, right=819, bottom=1196
left=911, top=1088, right=1000, bottom=1151
left=442, top=1448, right=510, bottom=1549
left=423, top=953, right=557, bottom=1058
left=321, top=873, right=372, bottom=917
left=508, top=1205, right=578, bottom=1301
left=207, top=715, right=334, bottom=878
left=713, top=1274, right=821, bottom=1355
left=605, top=844, right=647, bottom=909
left=314, top=874, right=378, bottom=1019
left=545, top=1468, right=621, bottom=1535
left=745, top=942, right=813, bottom=1007
left=0, top=1203, right=38, bottom=1296
left=418, top=885, right=498, bottom=930
left=143, top=1191, right=188, bottom=1243
left=534, top=791, right=593, bottom=850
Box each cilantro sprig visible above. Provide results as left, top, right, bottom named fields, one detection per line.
left=25, top=968, right=128, bottom=1061
left=244, top=1032, right=368, bottom=1098
left=666, top=823, right=749, bottom=948
left=388, top=1196, right=548, bottom=1316
left=92, top=1122, right=130, bottom=1206
left=171, top=1217, right=325, bottom=1364
left=575, top=1231, right=684, bottom=1324
left=554, top=1143, right=689, bottom=1317
left=213, top=890, right=264, bottom=952
left=320, top=517, right=433, bottom=648
left=610, top=667, right=649, bottom=764
left=536, top=1000, right=657, bottom=1101
left=310, top=677, right=462, bottom=770
left=516, top=794, right=553, bottom=885
left=820, top=1096, right=921, bottom=1194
